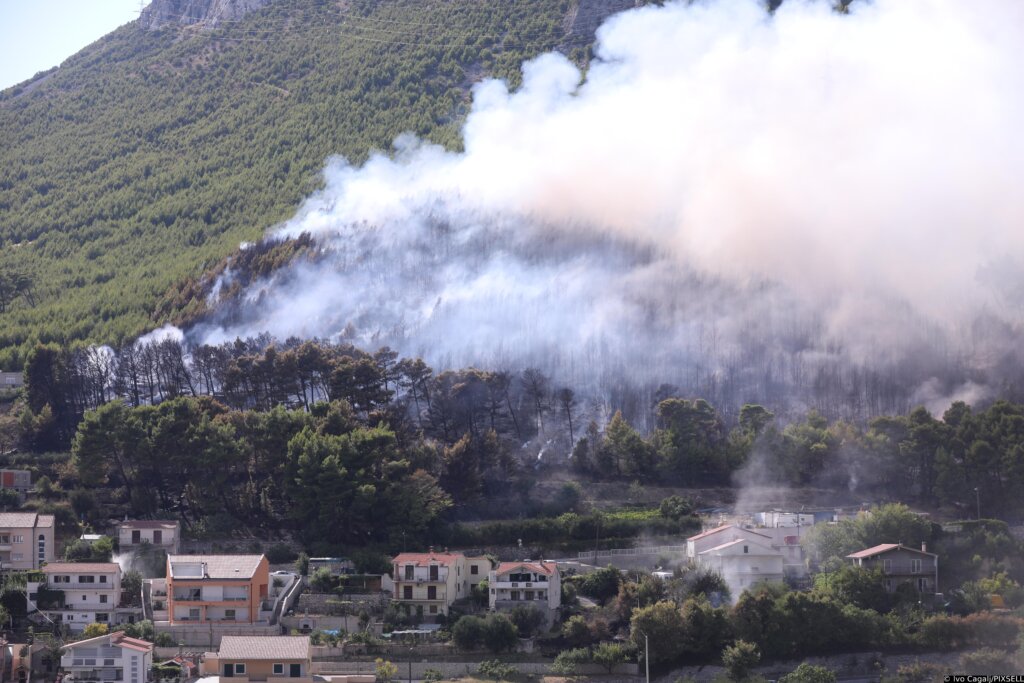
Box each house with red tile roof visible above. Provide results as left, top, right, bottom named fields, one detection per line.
left=391, top=550, right=491, bottom=620
left=59, top=630, right=153, bottom=683
left=488, top=560, right=561, bottom=622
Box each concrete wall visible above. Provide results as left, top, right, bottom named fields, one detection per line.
left=311, top=661, right=639, bottom=677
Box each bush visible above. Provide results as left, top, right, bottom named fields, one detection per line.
left=592, top=642, right=629, bottom=673
left=509, top=604, right=546, bottom=638
left=722, top=640, right=760, bottom=681
left=959, top=648, right=1016, bottom=674
left=778, top=663, right=836, bottom=683
left=550, top=647, right=591, bottom=675
left=266, top=543, right=297, bottom=564
left=452, top=615, right=485, bottom=650
left=422, top=670, right=443, bottom=682
left=482, top=613, right=519, bottom=653
left=578, top=566, right=622, bottom=603
left=477, top=660, right=518, bottom=680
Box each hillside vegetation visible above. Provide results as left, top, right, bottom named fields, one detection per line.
left=0, top=0, right=610, bottom=370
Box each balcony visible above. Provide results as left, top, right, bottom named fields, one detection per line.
left=879, top=562, right=933, bottom=575
left=492, top=580, right=547, bottom=589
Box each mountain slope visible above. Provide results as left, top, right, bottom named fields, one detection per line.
left=0, top=0, right=630, bottom=369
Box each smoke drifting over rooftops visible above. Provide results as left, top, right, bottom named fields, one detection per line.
left=189, top=0, right=1024, bottom=418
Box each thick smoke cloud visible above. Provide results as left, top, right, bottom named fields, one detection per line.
left=193, top=0, right=1024, bottom=418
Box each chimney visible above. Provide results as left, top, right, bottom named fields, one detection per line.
left=921, top=541, right=927, bottom=553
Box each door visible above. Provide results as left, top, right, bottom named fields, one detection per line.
left=132, top=530, right=141, bottom=544
left=153, top=530, right=162, bottom=545
left=223, top=664, right=234, bottom=678
left=290, top=665, right=302, bottom=678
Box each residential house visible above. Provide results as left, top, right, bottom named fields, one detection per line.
left=698, top=539, right=784, bottom=597
left=0, top=372, right=22, bottom=389
left=27, top=562, right=133, bottom=632
left=390, top=551, right=490, bottom=620
left=688, top=525, right=787, bottom=597
left=488, top=561, right=561, bottom=622
left=846, top=543, right=939, bottom=594
left=202, top=636, right=312, bottom=683
left=0, top=511, right=54, bottom=570
left=165, top=554, right=271, bottom=624
left=687, top=524, right=775, bottom=560
left=0, top=469, right=32, bottom=494
left=118, top=520, right=181, bottom=554
left=59, top=630, right=153, bottom=683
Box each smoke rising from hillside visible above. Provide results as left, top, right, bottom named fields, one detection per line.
left=192, top=0, right=1024, bottom=416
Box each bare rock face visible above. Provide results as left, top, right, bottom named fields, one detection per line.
left=139, top=0, right=275, bottom=30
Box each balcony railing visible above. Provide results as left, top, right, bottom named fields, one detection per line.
left=878, top=562, right=934, bottom=575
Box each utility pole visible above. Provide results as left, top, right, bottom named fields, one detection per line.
left=974, top=487, right=981, bottom=520
left=643, top=632, right=650, bottom=683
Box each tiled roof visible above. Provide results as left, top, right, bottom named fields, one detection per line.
left=119, top=520, right=179, bottom=529
left=67, top=631, right=153, bottom=653
left=393, top=552, right=463, bottom=567
left=218, top=636, right=310, bottom=660
left=687, top=524, right=771, bottom=542
left=847, top=543, right=936, bottom=559
left=0, top=512, right=49, bottom=528
left=168, top=555, right=265, bottom=579
left=699, top=539, right=777, bottom=555
left=43, top=562, right=120, bottom=573
left=495, top=561, right=557, bottom=576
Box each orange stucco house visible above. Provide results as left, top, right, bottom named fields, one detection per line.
left=166, top=555, right=270, bottom=624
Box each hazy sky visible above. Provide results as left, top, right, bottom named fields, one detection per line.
left=0, top=0, right=150, bottom=91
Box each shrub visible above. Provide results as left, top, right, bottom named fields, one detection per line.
left=266, top=543, right=297, bottom=564
left=482, top=613, right=519, bottom=653
left=778, top=663, right=836, bottom=683
left=452, top=615, right=485, bottom=650
left=959, top=648, right=1016, bottom=674
left=374, top=658, right=397, bottom=683
left=477, top=660, right=518, bottom=680
left=422, top=670, right=443, bottom=682
left=508, top=604, right=546, bottom=638
left=592, top=642, right=629, bottom=673
left=550, top=647, right=591, bottom=675
left=722, top=640, right=760, bottom=681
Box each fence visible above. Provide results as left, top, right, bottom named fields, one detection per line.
left=577, top=545, right=687, bottom=559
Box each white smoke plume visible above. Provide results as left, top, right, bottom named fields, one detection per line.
left=191, top=0, right=1024, bottom=416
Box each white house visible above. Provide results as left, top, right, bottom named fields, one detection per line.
left=697, top=538, right=785, bottom=598
left=28, top=562, right=135, bottom=632
left=117, top=520, right=180, bottom=553
left=60, top=630, right=153, bottom=683
left=488, top=561, right=560, bottom=623
left=686, top=524, right=774, bottom=560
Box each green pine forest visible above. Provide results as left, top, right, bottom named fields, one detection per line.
left=0, top=0, right=603, bottom=370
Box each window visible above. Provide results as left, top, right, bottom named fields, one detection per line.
left=82, top=595, right=87, bottom=601
left=471, top=565, right=479, bottom=575
left=427, top=586, right=437, bottom=600
left=79, top=575, right=95, bottom=583
left=100, top=595, right=108, bottom=604
left=429, top=605, right=437, bottom=614
left=403, top=586, right=412, bottom=600
left=0, top=535, right=9, bottom=543
left=38, top=534, right=45, bottom=563
left=84, top=659, right=96, bottom=666
left=882, top=559, right=892, bottom=574
left=510, top=591, right=520, bottom=601
left=911, top=559, right=922, bottom=574
left=404, top=565, right=414, bottom=580
left=104, top=659, right=115, bottom=666
left=225, top=609, right=236, bottom=620
left=96, top=613, right=109, bottom=622
left=743, top=546, right=749, bottom=554
left=189, top=608, right=200, bottom=620
left=11, top=553, right=21, bottom=561
left=234, top=664, right=246, bottom=675
left=13, top=535, right=22, bottom=543
left=525, top=591, right=534, bottom=600
left=273, top=664, right=285, bottom=675
left=290, top=665, right=302, bottom=678
left=429, top=565, right=439, bottom=581
left=100, top=575, right=107, bottom=583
